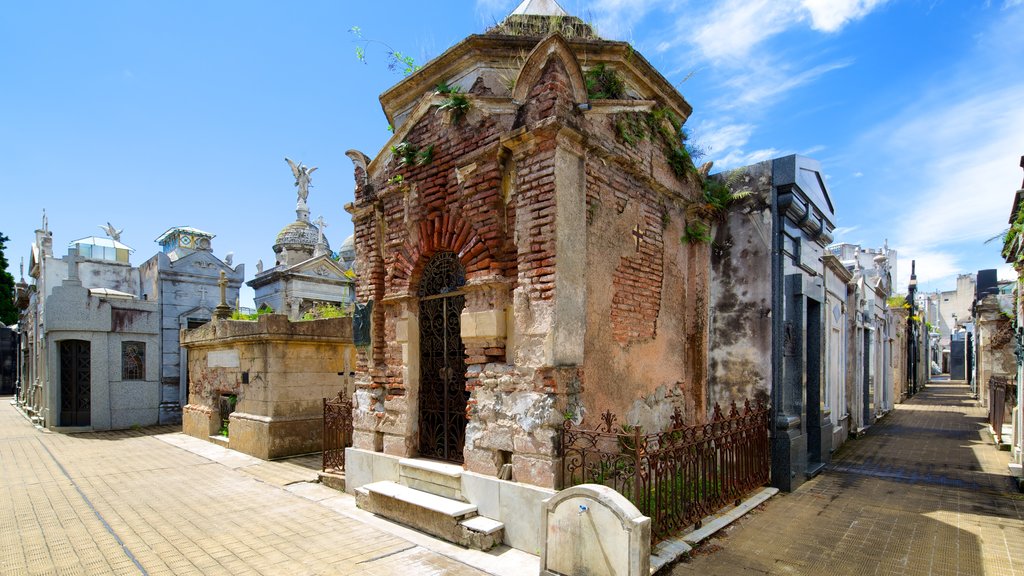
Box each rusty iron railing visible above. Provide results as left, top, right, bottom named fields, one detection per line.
left=561, top=399, right=771, bottom=543
left=322, top=392, right=353, bottom=472
left=989, top=376, right=1016, bottom=444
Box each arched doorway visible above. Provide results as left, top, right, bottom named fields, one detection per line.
left=417, top=251, right=468, bottom=462
left=59, top=340, right=91, bottom=426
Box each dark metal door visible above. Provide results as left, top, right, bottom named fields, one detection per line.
left=417, top=252, right=467, bottom=463
left=60, top=340, right=91, bottom=426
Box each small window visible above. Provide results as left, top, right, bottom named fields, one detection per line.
left=122, top=341, right=145, bottom=380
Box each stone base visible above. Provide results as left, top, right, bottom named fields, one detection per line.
left=318, top=470, right=346, bottom=492
left=358, top=481, right=504, bottom=551
left=771, top=428, right=807, bottom=492
left=183, top=404, right=217, bottom=438
left=345, top=448, right=555, bottom=553
left=227, top=412, right=322, bottom=460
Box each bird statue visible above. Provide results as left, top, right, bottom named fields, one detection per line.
left=98, top=222, right=123, bottom=242
left=224, top=252, right=234, bottom=266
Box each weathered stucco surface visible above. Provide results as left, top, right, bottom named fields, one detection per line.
left=181, top=314, right=355, bottom=459
left=707, top=163, right=773, bottom=411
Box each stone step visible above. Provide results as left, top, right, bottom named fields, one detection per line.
left=357, top=481, right=504, bottom=551
left=398, top=458, right=465, bottom=500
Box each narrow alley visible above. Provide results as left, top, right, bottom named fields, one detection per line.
left=673, top=381, right=1024, bottom=576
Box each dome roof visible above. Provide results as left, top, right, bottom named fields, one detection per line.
left=274, top=220, right=328, bottom=251
left=339, top=234, right=355, bottom=258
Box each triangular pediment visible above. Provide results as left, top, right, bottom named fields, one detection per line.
left=292, top=255, right=349, bottom=280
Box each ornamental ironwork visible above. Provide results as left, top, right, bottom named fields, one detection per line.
left=322, top=392, right=353, bottom=472
left=417, top=251, right=468, bottom=463
left=561, top=399, right=771, bottom=543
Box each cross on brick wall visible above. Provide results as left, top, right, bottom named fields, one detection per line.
left=632, top=224, right=644, bottom=251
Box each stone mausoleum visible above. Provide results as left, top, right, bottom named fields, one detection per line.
left=344, top=0, right=711, bottom=516
left=707, top=155, right=836, bottom=492
left=139, top=226, right=244, bottom=423
left=249, top=161, right=355, bottom=319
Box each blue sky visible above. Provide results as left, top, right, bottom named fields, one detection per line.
left=2, top=0, right=1022, bottom=307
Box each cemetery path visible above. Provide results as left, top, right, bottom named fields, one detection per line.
left=671, top=381, right=1024, bottom=576
left=0, top=398, right=498, bottom=576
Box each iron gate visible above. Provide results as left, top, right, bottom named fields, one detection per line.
left=417, top=251, right=468, bottom=463
left=59, top=340, right=91, bottom=426
left=322, top=392, right=353, bottom=472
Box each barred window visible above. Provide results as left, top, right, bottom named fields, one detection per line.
left=122, top=341, right=145, bottom=380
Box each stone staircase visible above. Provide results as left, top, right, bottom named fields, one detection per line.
left=355, top=458, right=505, bottom=551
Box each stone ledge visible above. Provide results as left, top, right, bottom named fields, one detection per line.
left=364, top=481, right=477, bottom=517
left=649, top=487, right=779, bottom=574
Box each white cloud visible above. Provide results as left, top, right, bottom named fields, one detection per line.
left=691, top=0, right=798, bottom=61
left=801, top=0, right=889, bottom=32
left=590, top=0, right=662, bottom=39
left=692, top=120, right=754, bottom=155
left=872, top=85, right=1024, bottom=252
left=833, top=225, right=860, bottom=238
left=853, top=171, right=863, bottom=178
left=720, top=58, right=853, bottom=109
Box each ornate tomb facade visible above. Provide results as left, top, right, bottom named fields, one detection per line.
left=345, top=6, right=711, bottom=490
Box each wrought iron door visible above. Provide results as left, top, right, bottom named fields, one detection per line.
left=417, top=252, right=468, bottom=462
left=59, top=340, right=91, bottom=426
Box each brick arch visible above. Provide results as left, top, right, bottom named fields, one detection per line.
left=512, top=33, right=588, bottom=105
left=391, top=213, right=493, bottom=291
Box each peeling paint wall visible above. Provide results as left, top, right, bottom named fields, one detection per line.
left=707, top=163, right=773, bottom=412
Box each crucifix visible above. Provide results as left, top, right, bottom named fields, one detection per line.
left=314, top=215, right=328, bottom=245
left=631, top=224, right=644, bottom=252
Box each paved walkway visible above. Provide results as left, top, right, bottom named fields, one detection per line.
left=672, top=381, right=1024, bottom=576
left=0, top=397, right=530, bottom=576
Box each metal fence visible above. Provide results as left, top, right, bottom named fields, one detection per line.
left=322, top=392, right=353, bottom=472
left=989, top=375, right=1016, bottom=444
left=561, top=399, right=771, bottom=542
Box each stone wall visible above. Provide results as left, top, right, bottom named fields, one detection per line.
left=181, top=314, right=355, bottom=459
left=707, top=163, right=773, bottom=411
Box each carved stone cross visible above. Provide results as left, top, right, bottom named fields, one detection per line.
left=197, top=286, right=208, bottom=304
left=631, top=224, right=644, bottom=251
left=314, top=215, right=328, bottom=245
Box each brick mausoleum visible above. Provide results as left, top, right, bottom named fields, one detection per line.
left=345, top=7, right=710, bottom=489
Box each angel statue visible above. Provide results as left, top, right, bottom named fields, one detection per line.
left=285, top=157, right=318, bottom=205
left=98, top=222, right=123, bottom=242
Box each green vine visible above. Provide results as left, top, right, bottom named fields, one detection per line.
left=613, top=107, right=699, bottom=178
left=391, top=141, right=434, bottom=167
left=682, top=222, right=711, bottom=244
left=585, top=63, right=625, bottom=100
left=349, top=26, right=420, bottom=76
left=435, top=83, right=470, bottom=125
left=1001, top=207, right=1024, bottom=263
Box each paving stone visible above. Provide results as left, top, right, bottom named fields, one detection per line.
left=0, top=396, right=489, bottom=575
left=672, top=382, right=1024, bottom=576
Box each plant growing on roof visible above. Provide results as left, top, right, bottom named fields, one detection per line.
left=349, top=26, right=420, bottom=76
left=585, top=63, right=625, bottom=100
left=435, top=83, right=470, bottom=125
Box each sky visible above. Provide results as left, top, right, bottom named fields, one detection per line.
left=2, top=0, right=1023, bottom=307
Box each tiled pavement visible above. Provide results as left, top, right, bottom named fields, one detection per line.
left=0, top=398, right=504, bottom=576
left=672, top=381, right=1024, bottom=576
